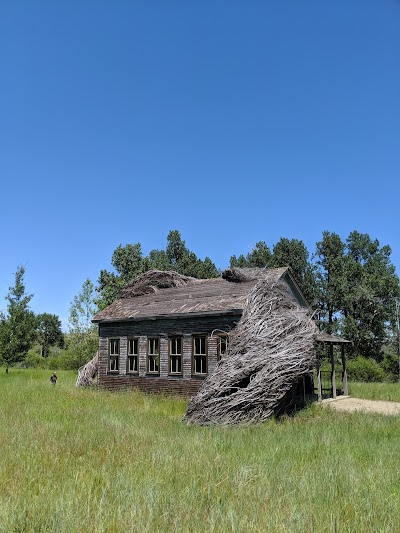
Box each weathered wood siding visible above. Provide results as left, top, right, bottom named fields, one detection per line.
left=97, top=314, right=241, bottom=396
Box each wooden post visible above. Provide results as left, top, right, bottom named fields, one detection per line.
left=330, top=343, right=336, bottom=399
left=317, top=354, right=323, bottom=402
left=341, top=344, right=349, bottom=396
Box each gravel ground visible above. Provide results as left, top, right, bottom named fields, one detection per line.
left=322, top=396, right=400, bottom=415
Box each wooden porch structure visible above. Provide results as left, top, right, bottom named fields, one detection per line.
left=314, top=333, right=352, bottom=401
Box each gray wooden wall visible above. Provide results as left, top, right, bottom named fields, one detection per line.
left=97, top=313, right=241, bottom=396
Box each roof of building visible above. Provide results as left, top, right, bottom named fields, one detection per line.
left=93, top=267, right=306, bottom=323
left=314, top=333, right=352, bottom=344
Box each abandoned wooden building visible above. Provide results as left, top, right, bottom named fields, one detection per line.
left=90, top=267, right=350, bottom=424
left=92, top=267, right=311, bottom=396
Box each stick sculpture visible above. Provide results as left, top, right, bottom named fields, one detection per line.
left=184, top=269, right=317, bottom=425
left=76, top=351, right=99, bottom=387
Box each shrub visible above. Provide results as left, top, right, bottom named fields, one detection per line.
left=58, top=332, right=98, bottom=370
left=54, top=350, right=89, bottom=370
left=24, top=351, right=47, bottom=368
left=381, top=353, right=398, bottom=382
left=346, top=356, right=385, bottom=382
left=379, top=344, right=399, bottom=382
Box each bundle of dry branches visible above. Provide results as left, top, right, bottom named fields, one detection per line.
left=184, top=273, right=317, bottom=425
left=76, top=351, right=99, bottom=387
left=119, top=270, right=196, bottom=298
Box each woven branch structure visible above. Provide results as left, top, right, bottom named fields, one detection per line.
left=119, top=270, right=197, bottom=298
left=77, top=268, right=318, bottom=425
left=184, top=269, right=317, bottom=425
left=76, top=351, right=99, bottom=387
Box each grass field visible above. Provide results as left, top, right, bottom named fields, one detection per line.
left=1, top=369, right=400, bottom=532
left=349, top=381, right=400, bottom=402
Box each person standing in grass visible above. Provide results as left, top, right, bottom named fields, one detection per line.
left=50, top=372, right=57, bottom=386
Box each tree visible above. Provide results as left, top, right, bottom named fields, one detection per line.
left=229, top=253, right=249, bottom=268
left=230, top=242, right=272, bottom=269
left=314, top=231, right=346, bottom=335
left=341, top=231, right=400, bottom=357
left=166, top=230, right=187, bottom=265
left=272, top=238, right=316, bottom=304
left=247, top=242, right=273, bottom=268
left=144, top=249, right=170, bottom=271
left=0, top=266, right=36, bottom=372
left=67, top=279, right=98, bottom=368
left=96, top=244, right=147, bottom=310
left=35, top=313, right=64, bottom=357
left=96, top=230, right=219, bottom=308
left=112, top=243, right=145, bottom=281
left=68, top=278, right=97, bottom=335
left=197, top=257, right=220, bottom=278
left=230, top=239, right=315, bottom=303
left=164, top=230, right=219, bottom=278
left=96, top=270, right=125, bottom=310
left=315, top=230, right=400, bottom=358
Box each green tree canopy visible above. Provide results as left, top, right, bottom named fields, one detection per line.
left=35, top=313, right=64, bottom=357
left=314, top=231, right=346, bottom=334
left=341, top=231, right=400, bottom=356
left=0, top=266, right=36, bottom=371
left=230, top=239, right=315, bottom=303
left=69, top=278, right=97, bottom=335
left=95, top=228, right=400, bottom=360
left=230, top=242, right=272, bottom=268
left=272, top=238, right=316, bottom=304
left=96, top=230, right=219, bottom=309
left=229, top=253, right=249, bottom=268
left=315, top=230, right=400, bottom=357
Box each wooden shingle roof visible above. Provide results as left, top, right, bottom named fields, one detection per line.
left=93, top=267, right=303, bottom=323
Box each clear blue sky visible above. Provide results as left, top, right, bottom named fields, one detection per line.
left=1, top=1, right=399, bottom=330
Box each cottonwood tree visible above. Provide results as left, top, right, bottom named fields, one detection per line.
left=341, top=231, right=399, bottom=357
left=0, top=266, right=36, bottom=372
left=96, top=244, right=148, bottom=309
left=314, top=231, right=346, bottom=335
left=230, top=242, right=272, bottom=268
left=230, top=239, right=316, bottom=304
left=67, top=278, right=98, bottom=367
left=166, top=230, right=187, bottom=266
left=96, top=243, right=146, bottom=309
left=229, top=253, right=249, bottom=268
left=272, top=238, right=316, bottom=305
left=96, top=230, right=219, bottom=309
left=36, top=313, right=64, bottom=357
left=315, top=230, right=400, bottom=358
left=163, top=230, right=219, bottom=278
left=69, top=278, right=97, bottom=335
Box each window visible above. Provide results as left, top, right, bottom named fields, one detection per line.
left=217, top=335, right=228, bottom=362
left=169, top=337, right=183, bottom=375
left=108, top=339, right=120, bottom=372
left=147, top=337, right=160, bottom=374
left=127, top=338, right=139, bottom=373
left=192, top=335, right=207, bottom=376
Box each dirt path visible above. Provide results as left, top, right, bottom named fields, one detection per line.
left=322, top=396, right=400, bottom=415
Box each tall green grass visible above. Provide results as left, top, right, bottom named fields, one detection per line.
left=1, top=369, right=400, bottom=532
left=349, top=381, right=400, bottom=402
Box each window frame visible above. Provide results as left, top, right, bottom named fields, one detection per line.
left=217, top=334, right=228, bottom=362
left=108, top=338, right=120, bottom=373
left=192, top=335, right=208, bottom=377
left=147, top=337, right=160, bottom=375
left=126, top=337, right=139, bottom=374
left=168, top=336, right=183, bottom=376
